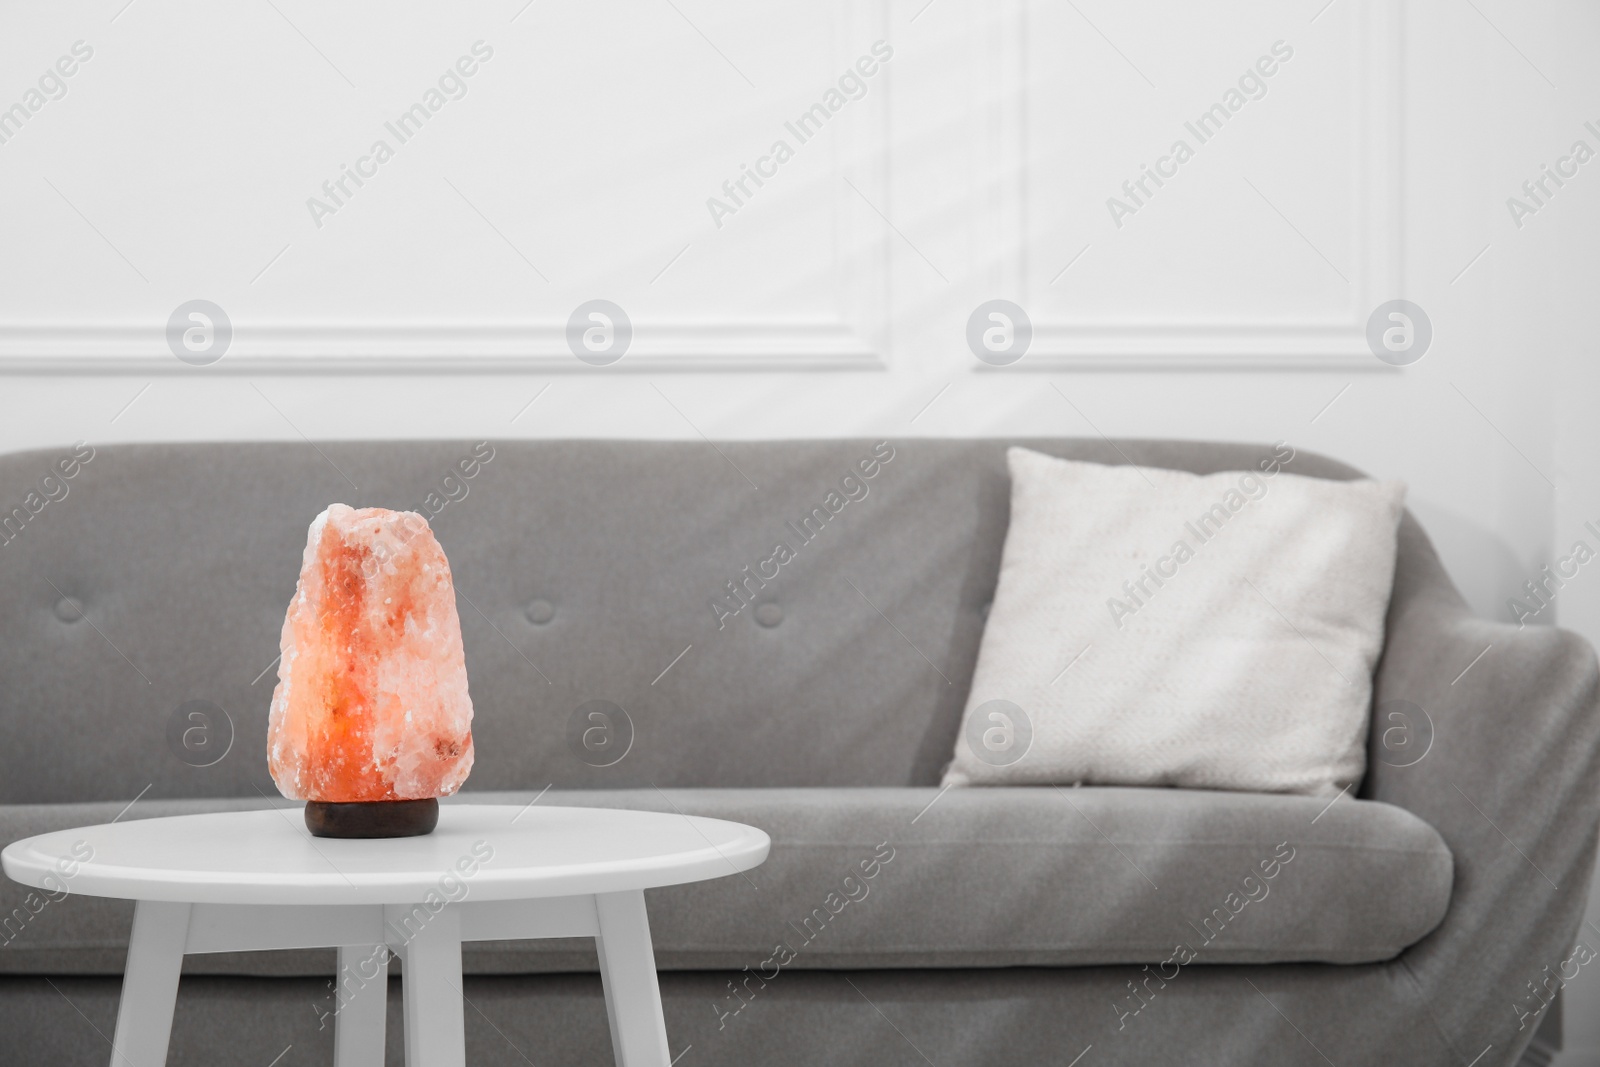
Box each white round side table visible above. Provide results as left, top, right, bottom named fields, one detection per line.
left=1, top=804, right=770, bottom=1067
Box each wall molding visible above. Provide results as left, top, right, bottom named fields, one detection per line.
left=993, top=0, right=1403, bottom=370
left=0, top=320, right=885, bottom=373
left=0, top=2, right=894, bottom=375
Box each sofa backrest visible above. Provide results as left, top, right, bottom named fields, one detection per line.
left=0, top=437, right=1396, bottom=804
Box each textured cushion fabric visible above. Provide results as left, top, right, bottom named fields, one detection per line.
left=0, top=438, right=1381, bottom=805
left=0, top=965, right=1467, bottom=1067
left=0, top=439, right=1595, bottom=1067
left=943, top=448, right=1407, bottom=796
left=0, top=787, right=1451, bottom=976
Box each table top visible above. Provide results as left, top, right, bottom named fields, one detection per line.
left=0, top=805, right=770, bottom=906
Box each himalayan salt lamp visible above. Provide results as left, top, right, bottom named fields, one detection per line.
left=268, top=504, right=475, bottom=838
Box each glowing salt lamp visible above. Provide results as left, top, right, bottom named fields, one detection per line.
left=267, top=505, right=474, bottom=838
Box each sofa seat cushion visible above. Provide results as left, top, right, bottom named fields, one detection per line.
left=0, top=787, right=1451, bottom=975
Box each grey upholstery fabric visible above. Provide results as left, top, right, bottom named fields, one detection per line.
left=0, top=438, right=1595, bottom=1067
left=1362, top=508, right=1600, bottom=1063
left=0, top=438, right=1387, bottom=803
left=0, top=787, right=1452, bottom=975
left=0, top=968, right=1460, bottom=1066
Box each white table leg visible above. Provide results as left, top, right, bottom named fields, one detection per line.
left=594, top=891, right=671, bottom=1067
left=335, top=942, right=389, bottom=1067
left=110, top=900, right=191, bottom=1067
left=399, top=906, right=465, bottom=1067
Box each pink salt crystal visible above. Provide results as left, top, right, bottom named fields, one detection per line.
left=268, top=504, right=475, bottom=802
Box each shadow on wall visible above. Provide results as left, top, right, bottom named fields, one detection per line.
left=1407, top=498, right=1545, bottom=626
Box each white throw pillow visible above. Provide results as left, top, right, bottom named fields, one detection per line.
left=943, top=446, right=1405, bottom=796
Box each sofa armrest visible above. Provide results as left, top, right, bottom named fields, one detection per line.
left=1367, top=515, right=1600, bottom=1059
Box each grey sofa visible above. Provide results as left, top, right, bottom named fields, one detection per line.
left=0, top=438, right=1594, bottom=1067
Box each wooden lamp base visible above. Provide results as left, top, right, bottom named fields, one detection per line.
left=304, top=798, right=439, bottom=839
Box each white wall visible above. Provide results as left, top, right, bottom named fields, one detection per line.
left=2, top=0, right=1598, bottom=1056
left=0, top=0, right=1573, bottom=623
